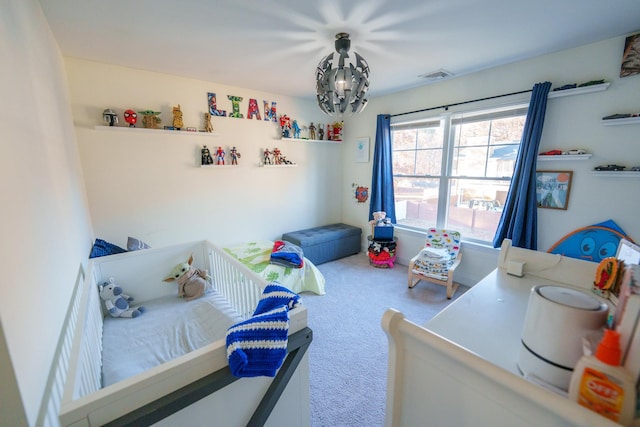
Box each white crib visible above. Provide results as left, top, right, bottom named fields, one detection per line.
left=43, top=240, right=310, bottom=427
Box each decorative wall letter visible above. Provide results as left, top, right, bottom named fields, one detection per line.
left=207, top=92, right=227, bottom=117
left=227, top=95, right=244, bottom=118
left=263, top=101, right=277, bottom=122
left=247, top=98, right=261, bottom=120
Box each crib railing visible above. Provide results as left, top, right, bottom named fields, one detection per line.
left=207, top=244, right=264, bottom=319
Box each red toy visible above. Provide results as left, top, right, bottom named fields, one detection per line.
left=215, top=146, right=225, bottom=165
left=123, top=109, right=137, bottom=127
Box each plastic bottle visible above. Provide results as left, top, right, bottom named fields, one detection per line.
left=568, top=329, right=637, bottom=425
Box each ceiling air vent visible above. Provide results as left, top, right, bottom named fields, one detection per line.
left=419, top=69, right=454, bottom=81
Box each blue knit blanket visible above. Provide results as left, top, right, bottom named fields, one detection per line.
left=226, top=283, right=301, bottom=377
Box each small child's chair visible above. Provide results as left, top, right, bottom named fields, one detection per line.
left=408, top=228, right=462, bottom=299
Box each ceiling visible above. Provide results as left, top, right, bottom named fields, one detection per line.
left=39, top=0, right=640, bottom=101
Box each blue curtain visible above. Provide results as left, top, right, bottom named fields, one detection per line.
left=369, top=114, right=396, bottom=223
left=493, top=82, right=552, bottom=250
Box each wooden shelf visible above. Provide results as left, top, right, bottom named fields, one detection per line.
left=601, top=116, right=640, bottom=126
left=547, top=82, right=610, bottom=99
left=537, top=154, right=592, bottom=161
left=94, top=125, right=218, bottom=136
left=590, top=171, right=640, bottom=177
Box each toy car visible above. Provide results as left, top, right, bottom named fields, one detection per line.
left=631, top=166, right=640, bottom=171
left=594, top=165, right=626, bottom=171
left=539, top=149, right=563, bottom=156
left=563, top=149, right=587, bottom=155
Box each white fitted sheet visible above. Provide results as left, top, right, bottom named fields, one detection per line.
left=101, top=290, right=242, bottom=387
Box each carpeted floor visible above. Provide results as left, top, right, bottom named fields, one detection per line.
left=302, top=253, right=468, bottom=427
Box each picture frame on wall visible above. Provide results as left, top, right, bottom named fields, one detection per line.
left=536, top=170, right=573, bottom=210
left=355, top=137, right=370, bottom=163
left=621, top=33, right=640, bottom=78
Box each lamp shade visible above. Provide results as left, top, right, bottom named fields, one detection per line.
left=316, top=33, right=370, bottom=117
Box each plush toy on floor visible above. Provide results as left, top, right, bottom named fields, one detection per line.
left=99, top=278, right=145, bottom=318
left=163, top=254, right=212, bottom=301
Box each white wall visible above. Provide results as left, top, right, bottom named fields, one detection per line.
left=0, top=1, right=94, bottom=425
left=66, top=58, right=345, bottom=248
left=342, top=36, right=640, bottom=286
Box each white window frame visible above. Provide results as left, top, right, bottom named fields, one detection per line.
left=391, top=102, right=529, bottom=244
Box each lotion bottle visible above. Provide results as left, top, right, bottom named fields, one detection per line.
left=568, top=329, right=636, bottom=425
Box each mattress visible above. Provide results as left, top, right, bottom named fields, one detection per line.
left=101, top=290, right=242, bottom=387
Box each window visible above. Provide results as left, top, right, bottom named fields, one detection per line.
left=392, top=105, right=527, bottom=244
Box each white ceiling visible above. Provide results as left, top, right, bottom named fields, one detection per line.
left=39, top=0, right=640, bottom=100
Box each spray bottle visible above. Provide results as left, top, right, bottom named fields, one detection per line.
left=568, top=329, right=636, bottom=425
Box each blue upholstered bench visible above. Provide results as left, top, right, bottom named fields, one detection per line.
left=282, top=223, right=362, bottom=265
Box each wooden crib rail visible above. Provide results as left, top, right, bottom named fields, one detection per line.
left=206, top=242, right=265, bottom=319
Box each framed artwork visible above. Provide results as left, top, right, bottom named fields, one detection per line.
left=355, top=137, right=370, bottom=163
left=536, top=171, right=573, bottom=210
left=621, top=33, right=640, bottom=78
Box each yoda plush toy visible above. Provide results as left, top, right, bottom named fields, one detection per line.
left=163, top=254, right=212, bottom=301
left=98, top=278, right=145, bottom=318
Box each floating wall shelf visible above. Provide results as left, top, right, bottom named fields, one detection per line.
left=547, top=82, right=610, bottom=99
left=258, top=164, right=298, bottom=168
left=537, top=154, right=592, bottom=161
left=94, top=125, right=217, bottom=136
left=590, top=171, right=640, bottom=177
left=601, top=116, right=640, bottom=126
left=282, top=137, right=342, bottom=144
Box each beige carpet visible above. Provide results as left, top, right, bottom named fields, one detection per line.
left=302, top=253, right=468, bottom=427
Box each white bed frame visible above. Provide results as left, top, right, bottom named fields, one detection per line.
left=43, top=240, right=310, bottom=427
left=382, top=239, right=621, bottom=427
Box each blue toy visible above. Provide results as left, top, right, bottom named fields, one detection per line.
left=98, top=278, right=145, bottom=318
left=547, top=219, right=634, bottom=263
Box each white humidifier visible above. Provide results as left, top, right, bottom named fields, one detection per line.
left=518, top=285, right=608, bottom=391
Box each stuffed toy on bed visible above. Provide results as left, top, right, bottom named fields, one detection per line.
left=98, top=278, right=145, bottom=318
left=163, top=254, right=213, bottom=301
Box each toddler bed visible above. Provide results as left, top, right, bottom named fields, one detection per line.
left=224, top=240, right=326, bottom=295
left=46, top=240, right=311, bottom=427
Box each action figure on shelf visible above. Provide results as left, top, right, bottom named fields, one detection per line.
left=326, top=124, right=332, bottom=141
left=172, top=105, right=183, bottom=130
left=139, top=110, right=161, bottom=129
left=215, top=146, right=225, bottom=165
left=230, top=146, right=241, bottom=165
left=201, top=146, right=213, bottom=165
left=263, top=148, right=272, bottom=165
left=273, top=147, right=282, bottom=165
left=103, top=108, right=118, bottom=126
left=318, top=123, right=324, bottom=141
left=308, top=122, right=316, bottom=140
left=292, top=120, right=301, bottom=139
left=332, top=121, right=343, bottom=141
left=123, top=109, right=137, bottom=127
left=279, top=114, right=291, bottom=138
left=203, top=112, right=214, bottom=132
left=280, top=156, right=294, bottom=165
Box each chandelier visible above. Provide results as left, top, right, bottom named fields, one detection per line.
left=315, top=33, right=370, bottom=117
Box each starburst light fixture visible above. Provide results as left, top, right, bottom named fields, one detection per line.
left=315, top=32, right=370, bottom=117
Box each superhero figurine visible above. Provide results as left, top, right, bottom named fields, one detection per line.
left=273, top=147, right=282, bottom=165
left=123, top=109, right=137, bottom=127
left=230, top=146, right=241, bottom=165
left=215, top=146, right=225, bottom=165
left=103, top=108, right=118, bottom=126
left=201, top=146, right=213, bottom=165
left=263, top=148, right=272, bottom=165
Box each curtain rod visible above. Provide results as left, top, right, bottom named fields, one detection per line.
left=390, top=88, right=533, bottom=118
